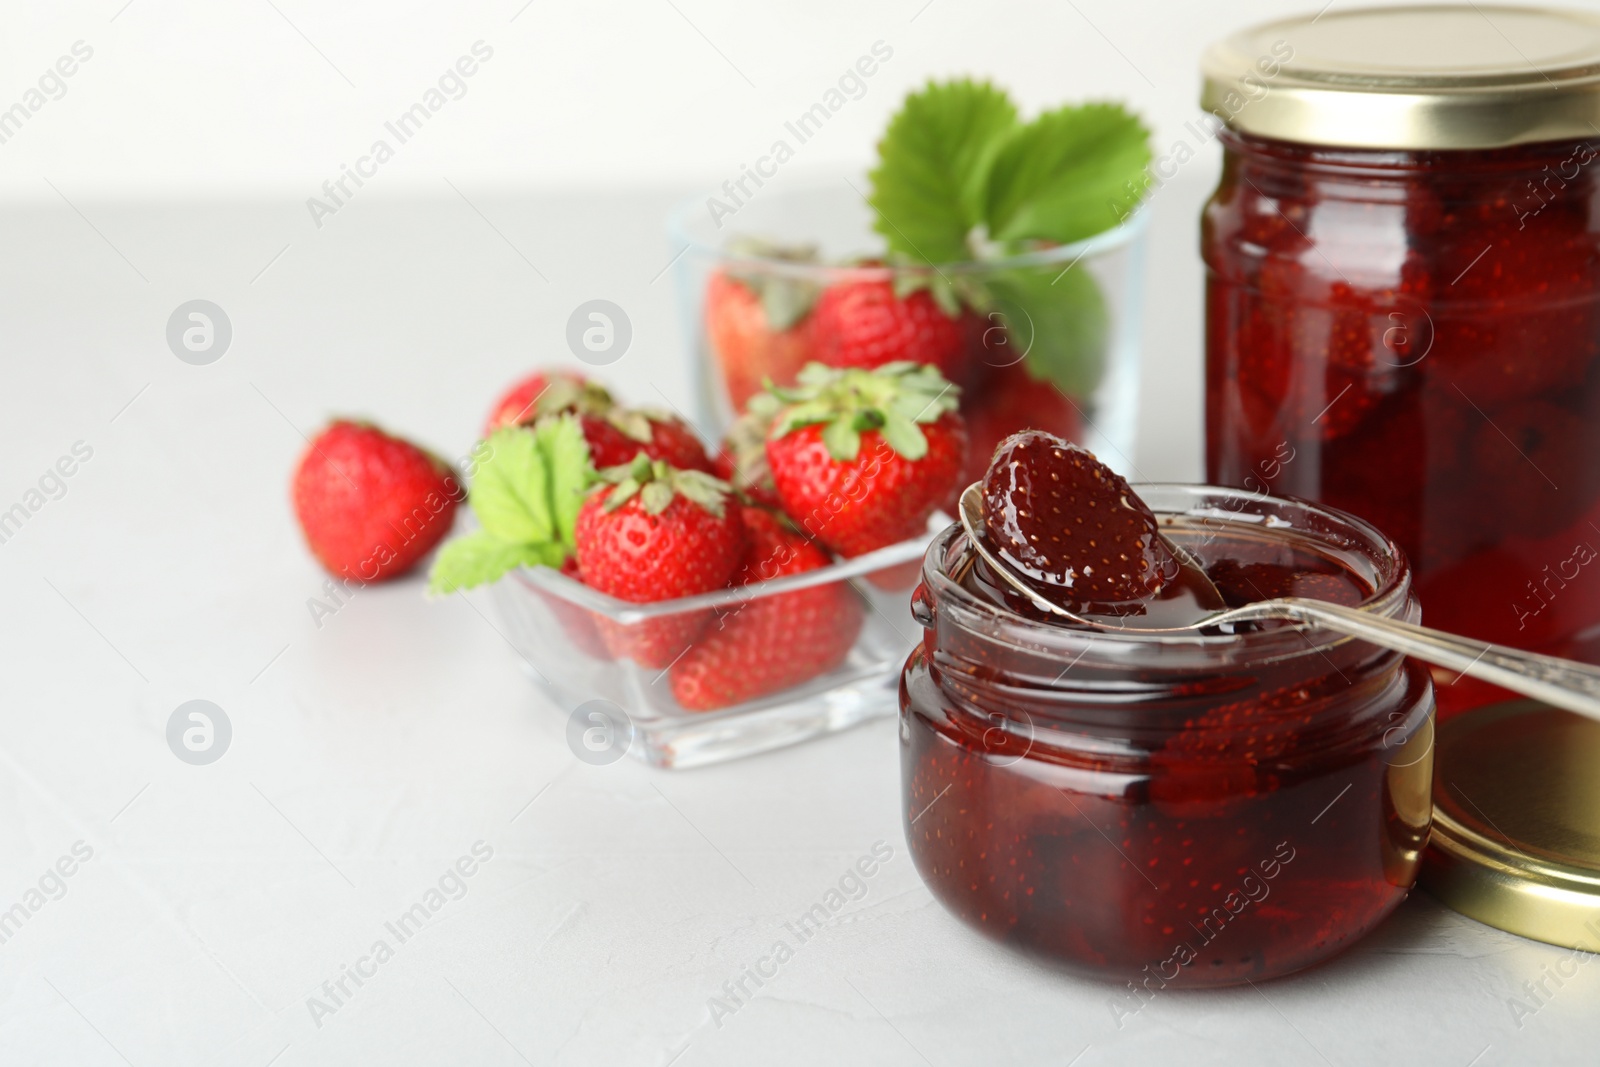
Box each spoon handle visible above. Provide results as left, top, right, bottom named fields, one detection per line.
left=1266, top=597, right=1600, bottom=723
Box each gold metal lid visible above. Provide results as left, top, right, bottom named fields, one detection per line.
left=1422, top=700, right=1600, bottom=950
left=1201, top=5, right=1600, bottom=149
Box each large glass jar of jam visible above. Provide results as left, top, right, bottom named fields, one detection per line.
left=901, top=486, right=1434, bottom=987
left=1201, top=6, right=1600, bottom=717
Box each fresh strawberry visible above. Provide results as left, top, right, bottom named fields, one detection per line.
left=482, top=369, right=592, bottom=435
left=292, top=420, right=461, bottom=582
left=582, top=408, right=714, bottom=473
left=764, top=363, right=966, bottom=563
left=573, top=456, right=747, bottom=667
left=706, top=266, right=816, bottom=410
left=710, top=398, right=784, bottom=510
left=980, top=430, right=1177, bottom=612
left=483, top=369, right=714, bottom=473
left=670, top=507, right=864, bottom=711
left=808, top=278, right=978, bottom=387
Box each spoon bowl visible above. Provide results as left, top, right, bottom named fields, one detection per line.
left=957, top=483, right=1225, bottom=629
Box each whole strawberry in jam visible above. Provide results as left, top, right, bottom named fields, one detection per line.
left=483, top=370, right=714, bottom=473
left=808, top=278, right=978, bottom=387
left=670, top=507, right=863, bottom=711
left=292, top=420, right=461, bottom=582
left=764, top=362, right=966, bottom=560
left=574, top=455, right=746, bottom=668
left=980, top=430, right=1177, bottom=613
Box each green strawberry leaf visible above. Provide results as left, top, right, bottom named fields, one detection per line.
left=767, top=363, right=959, bottom=462
left=534, top=414, right=592, bottom=549
left=673, top=469, right=733, bottom=517
left=821, top=417, right=862, bottom=462
left=427, top=415, right=597, bottom=595
left=881, top=408, right=929, bottom=460
left=470, top=427, right=553, bottom=544
left=983, top=102, right=1151, bottom=246
left=986, top=264, right=1111, bottom=399
left=869, top=79, right=1020, bottom=265
left=428, top=531, right=562, bottom=595
left=640, top=480, right=674, bottom=515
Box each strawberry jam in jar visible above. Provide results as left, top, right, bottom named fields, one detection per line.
left=901, top=486, right=1434, bottom=987
left=1201, top=7, right=1600, bottom=716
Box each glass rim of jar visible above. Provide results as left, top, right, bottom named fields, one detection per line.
left=665, top=189, right=1148, bottom=280
left=920, top=483, right=1416, bottom=670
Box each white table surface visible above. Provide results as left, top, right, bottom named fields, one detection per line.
left=2, top=178, right=1594, bottom=1067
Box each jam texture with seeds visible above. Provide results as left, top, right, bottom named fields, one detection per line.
left=1203, top=130, right=1600, bottom=715
left=901, top=523, right=1434, bottom=987
left=982, top=430, right=1179, bottom=614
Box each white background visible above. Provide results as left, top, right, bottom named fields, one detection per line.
left=3, top=1, right=1599, bottom=1065
left=0, top=0, right=1337, bottom=197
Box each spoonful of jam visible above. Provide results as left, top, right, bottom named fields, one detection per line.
left=967, top=429, right=1224, bottom=626
left=959, top=430, right=1600, bottom=722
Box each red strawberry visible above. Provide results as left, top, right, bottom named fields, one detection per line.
left=482, top=369, right=592, bottom=435
left=710, top=400, right=783, bottom=509
left=574, top=456, right=747, bottom=668
left=764, top=363, right=966, bottom=563
left=705, top=269, right=815, bottom=410
left=670, top=507, right=864, bottom=711
left=292, top=420, right=461, bottom=582
left=808, top=278, right=978, bottom=387
left=980, top=430, right=1177, bottom=612
left=484, top=369, right=714, bottom=473
left=582, top=409, right=714, bottom=473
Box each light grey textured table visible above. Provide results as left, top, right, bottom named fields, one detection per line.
left=0, top=180, right=1591, bottom=1066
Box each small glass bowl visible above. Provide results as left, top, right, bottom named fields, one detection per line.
left=901, top=485, right=1436, bottom=986
left=666, top=182, right=1149, bottom=479
left=490, top=525, right=941, bottom=769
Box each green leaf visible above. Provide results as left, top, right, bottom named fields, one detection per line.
left=869, top=79, right=1020, bottom=265
left=470, top=428, right=553, bottom=544
left=881, top=408, right=929, bottom=460
left=428, top=532, right=562, bottom=595
left=674, top=470, right=732, bottom=517
left=640, top=481, right=674, bottom=515
left=983, top=102, right=1151, bottom=246
left=821, top=417, right=862, bottom=462
left=985, top=264, right=1111, bottom=399
left=427, top=415, right=596, bottom=595
left=532, top=414, right=592, bottom=549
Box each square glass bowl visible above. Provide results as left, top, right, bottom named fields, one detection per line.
left=489, top=527, right=937, bottom=768
left=667, top=181, right=1149, bottom=479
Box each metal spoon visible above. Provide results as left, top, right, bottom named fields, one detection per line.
left=958, top=483, right=1600, bottom=723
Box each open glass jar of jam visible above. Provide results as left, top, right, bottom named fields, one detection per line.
left=901, top=486, right=1434, bottom=987
left=1200, top=6, right=1600, bottom=716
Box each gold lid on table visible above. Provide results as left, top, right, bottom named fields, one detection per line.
left=1201, top=5, right=1600, bottom=149
left=1422, top=701, right=1600, bottom=951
